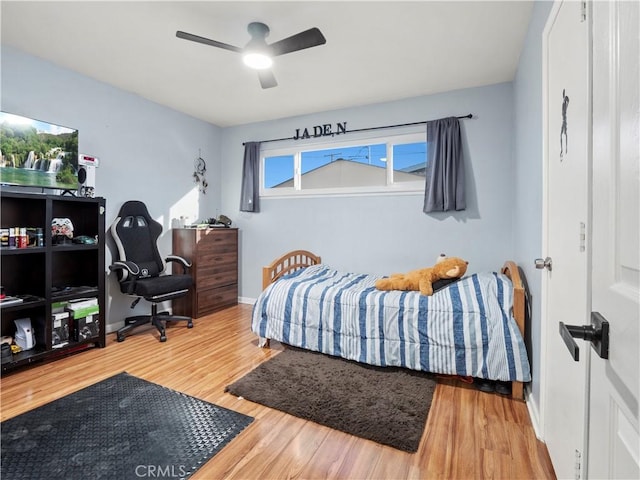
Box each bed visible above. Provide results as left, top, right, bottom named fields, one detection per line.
left=253, top=250, right=530, bottom=400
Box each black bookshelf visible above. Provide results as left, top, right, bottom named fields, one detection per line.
left=0, top=191, right=106, bottom=372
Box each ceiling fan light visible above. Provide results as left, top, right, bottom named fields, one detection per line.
left=243, top=52, right=273, bottom=70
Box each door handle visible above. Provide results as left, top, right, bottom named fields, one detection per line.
left=559, top=312, right=610, bottom=361
left=535, top=257, right=553, bottom=271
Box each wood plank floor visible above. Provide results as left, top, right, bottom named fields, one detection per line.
left=0, top=304, right=556, bottom=479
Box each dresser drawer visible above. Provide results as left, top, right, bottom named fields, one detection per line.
left=197, top=284, right=238, bottom=316
left=196, top=251, right=237, bottom=271
left=198, top=269, right=237, bottom=289
left=197, top=252, right=236, bottom=285
left=197, top=230, right=237, bottom=253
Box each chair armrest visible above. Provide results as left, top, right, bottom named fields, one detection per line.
left=166, top=255, right=191, bottom=273
left=109, top=260, right=141, bottom=276
left=109, top=261, right=141, bottom=295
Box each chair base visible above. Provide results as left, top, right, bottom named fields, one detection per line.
left=116, top=304, right=193, bottom=343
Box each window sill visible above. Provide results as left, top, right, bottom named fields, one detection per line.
left=260, top=188, right=424, bottom=200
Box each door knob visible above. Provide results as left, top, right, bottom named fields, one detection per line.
left=535, top=257, right=553, bottom=271
left=559, top=312, right=610, bottom=361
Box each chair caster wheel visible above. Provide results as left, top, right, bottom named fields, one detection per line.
left=188, top=322, right=193, bottom=329
left=117, top=334, right=125, bottom=342
left=160, top=335, right=167, bottom=342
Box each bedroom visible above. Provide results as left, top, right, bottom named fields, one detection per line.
left=1, top=1, right=638, bottom=479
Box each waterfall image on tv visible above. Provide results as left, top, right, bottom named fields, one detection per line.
left=0, top=112, right=79, bottom=191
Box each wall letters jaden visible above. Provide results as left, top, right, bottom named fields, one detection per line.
left=293, top=122, right=347, bottom=140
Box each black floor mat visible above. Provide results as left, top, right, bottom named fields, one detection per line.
left=1, top=372, right=253, bottom=479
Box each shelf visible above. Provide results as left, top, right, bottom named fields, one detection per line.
left=51, top=288, right=99, bottom=303
left=0, top=296, right=46, bottom=311
left=1, top=246, right=47, bottom=256
left=1, top=346, right=50, bottom=369
left=52, top=244, right=100, bottom=252
left=1, top=339, right=99, bottom=372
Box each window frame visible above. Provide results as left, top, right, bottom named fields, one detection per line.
left=260, top=128, right=427, bottom=198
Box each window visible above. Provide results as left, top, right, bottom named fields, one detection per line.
left=264, top=155, right=294, bottom=188
left=261, top=131, right=427, bottom=197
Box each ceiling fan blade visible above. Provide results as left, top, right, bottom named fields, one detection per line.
left=269, top=27, right=326, bottom=56
left=176, top=31, right=242, bottom=53
left=258, top=69, right=278, bottom=89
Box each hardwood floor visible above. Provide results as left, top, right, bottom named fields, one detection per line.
left=0, top=304, right=556, bottom=479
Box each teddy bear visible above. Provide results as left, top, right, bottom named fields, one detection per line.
left=375, top=255, right=469, bottom=296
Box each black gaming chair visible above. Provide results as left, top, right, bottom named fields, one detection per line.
left=109, top=200, right=193, bottom=342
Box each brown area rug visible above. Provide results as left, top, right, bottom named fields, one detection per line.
left=225, top=346, right=437, bottom=452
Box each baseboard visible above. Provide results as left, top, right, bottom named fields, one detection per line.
left=107, top=301, right=256, bottom=334
left=525, top=384, right=544, bottom=441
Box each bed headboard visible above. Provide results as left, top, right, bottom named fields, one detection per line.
left=262, top=250, right=322, bottom=290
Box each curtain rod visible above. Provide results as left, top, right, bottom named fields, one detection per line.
left=242, top=114, right=473, bottom=146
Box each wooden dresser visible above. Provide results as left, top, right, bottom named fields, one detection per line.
left=171, top=227, right=238, bottom=318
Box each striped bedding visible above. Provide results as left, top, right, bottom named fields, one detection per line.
left=252, top=264, right=531, bottom=382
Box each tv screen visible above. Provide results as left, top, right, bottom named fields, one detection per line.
left=0, top=112, right=79, bottom=192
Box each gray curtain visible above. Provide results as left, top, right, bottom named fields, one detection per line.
left=240, top=142, right=261, bottom=212
left=423, top=117, right=466, bottom=212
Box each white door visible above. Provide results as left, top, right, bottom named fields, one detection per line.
left=587, top=1, right=640, bottom=478
left=542, top=1, right=591, bottom=478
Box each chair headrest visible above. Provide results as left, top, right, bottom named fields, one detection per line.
left=118, top=200, right=152, bottom=219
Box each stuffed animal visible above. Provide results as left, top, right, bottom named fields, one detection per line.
left=375, top=255, right=469, bottom=296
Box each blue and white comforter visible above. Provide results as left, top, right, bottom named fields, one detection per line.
left=252, top=265, right=531, bottom=382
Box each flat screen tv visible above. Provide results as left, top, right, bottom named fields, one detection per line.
left=0, top=112, right=79, bottom=192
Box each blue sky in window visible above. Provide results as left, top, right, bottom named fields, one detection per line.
left=264, top=142, right=426, bottom=188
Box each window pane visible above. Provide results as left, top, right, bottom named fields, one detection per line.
left=264, top=155, right=294, bottom=189
left=300, top=144, right=387, bottom=188
left=393, top=142, right=426, bottom=182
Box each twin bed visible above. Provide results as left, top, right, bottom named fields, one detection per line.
left=252, top=250, right=531, bottom=400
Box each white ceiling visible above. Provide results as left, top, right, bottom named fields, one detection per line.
left=1, top=1, right=533, bottom=128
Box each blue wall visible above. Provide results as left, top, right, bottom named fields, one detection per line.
left=220, top=82, right=516, bottom=299
left=512, top=0, right=554, bottom=421
left=1, top=45, right=222, bottom=330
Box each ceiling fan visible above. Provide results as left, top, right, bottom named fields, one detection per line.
left=176, top=22, right=326, bottom=89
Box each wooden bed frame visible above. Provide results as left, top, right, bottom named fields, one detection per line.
left=261, top=250, right=526, bottom=401
left=262, top=250, right=322, bottom=290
